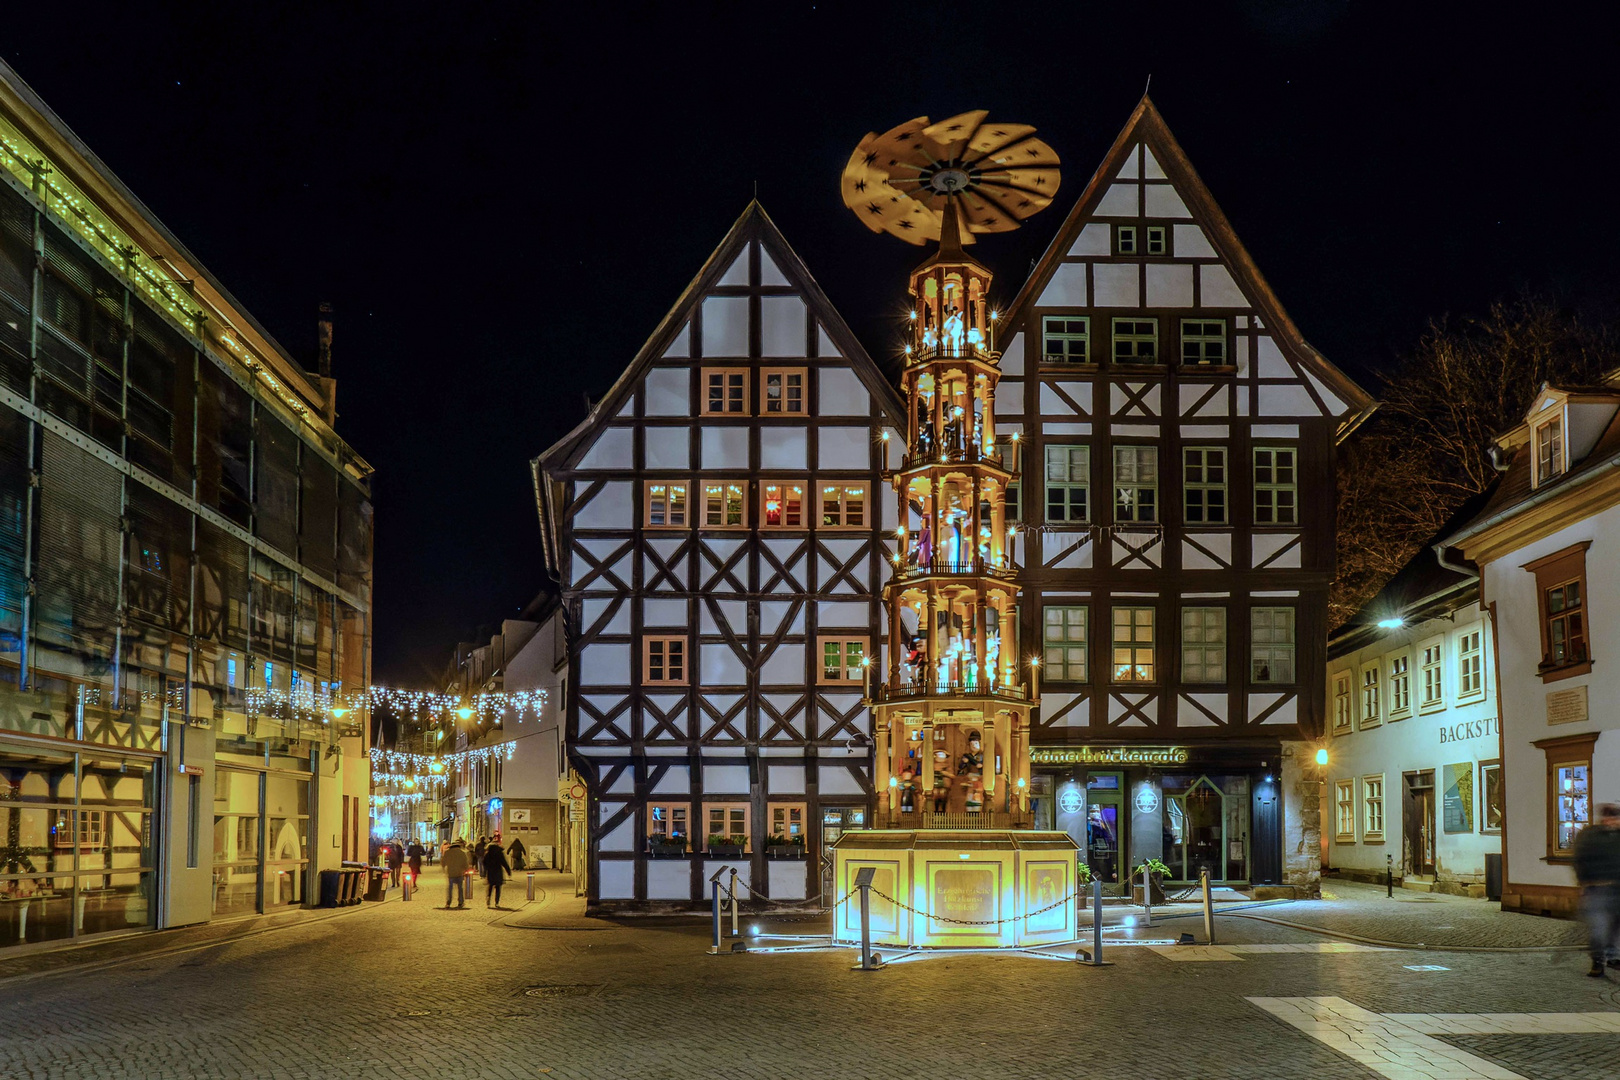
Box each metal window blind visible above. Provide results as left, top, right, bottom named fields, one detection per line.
left=34, top=432, right=121, bottom=670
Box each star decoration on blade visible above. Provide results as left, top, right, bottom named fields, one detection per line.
left=840, top=111, right=1062, bottom=245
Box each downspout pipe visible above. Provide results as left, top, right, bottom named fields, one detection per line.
left=1432, top=543, right=1480, bottom=581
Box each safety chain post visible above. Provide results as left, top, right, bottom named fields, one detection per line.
left=1386, top=853, right=1393, bottom=898
left=707, top=867, right=727, bottom=955
left=853, top=867, right=883, bottom=971
left=526, top=872, right=536, bottom=902
left=1078, top=876, right=1111, bottom=966
left=728, top=867, right=741, bottom=941
left=402, top=874, right=413, bottom=902
left=1200, top=869, right=1214, bottom=945
left=1140, top=864, right=1154, bottom=928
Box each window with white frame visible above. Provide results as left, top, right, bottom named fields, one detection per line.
left=1045, top=444, right=1090, bottom=523
left=1362, top=776, right=1385, bottom=840
left=1458, top=629, right=1484, bottom=698
left=1332, top=672, right=1352, bottom=732
left=1180, top=319, right=1228, bottom=366
left=1111, top=606, right=1155, bottom=683
left=769, top=803, right=807, bottom=841
left=1181, top=607, right=1226, bottom=683
left=1146, top=226, right=1167, bottom=255
left=704, top=803, right=749, bottom=849
left=1042, top=316, right=1090, bottom=364
left=702, top=368, right=749, bottom=416
left=1183, top=446, right=1228, bottom=525
left=1419, top=639, right=1444, bottom=710
left=647, top=803, right=689, bottom=842
left=762, top=368, right=806, bottom=414
left=818, top=637, right=867, bottom=684
left=1254, top=447, right=1298, bottom=525
left=1360, top=665, right=1381, bottom=728
left=1043, top=606, right=1089, bottom=682
left=1112, top=317, right=1159, bottom=363
left=1388, top=654, right=1411, bottom=717
left=1250, top=607, right=1295, bottom=684
left=820, top=484, right=868, bottom=528
left=703, top=483, right=745, bottom=528
left=1334, top=779, right=1355, bottom=841
left=761, top=482, right=805, bottom=528
left=1534, top=415, right=1564, bottom=487
left=1115, top=225, right=1137, bottom=255
left=645, top=482, right=689, bottom=528
left=1114, top=445, right=1158, bottom=523
left=644, top=637, right=688, bottom=685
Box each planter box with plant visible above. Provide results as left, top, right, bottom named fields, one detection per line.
left=765, top=834, right=805, bottom=859
left=1131, top=858, right=1172, bottom=905
left=707, top=834, right=747, bottom=858
left=647, top=835, right=688, bottom=858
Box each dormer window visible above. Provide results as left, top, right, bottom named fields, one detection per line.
left=1535, top=416, right=1564, bottom=486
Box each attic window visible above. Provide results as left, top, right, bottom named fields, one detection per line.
left=1534, top=416, right=1564, bottom=487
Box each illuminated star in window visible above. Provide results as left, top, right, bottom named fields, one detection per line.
left=897, top=219, right=914, bottom=230
left=854, top=179, right=866, bottom=193
left=867, top=203, right=884, bottom=216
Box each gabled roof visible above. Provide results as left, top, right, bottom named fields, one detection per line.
left=1005, top=95, right=1375, bottom=436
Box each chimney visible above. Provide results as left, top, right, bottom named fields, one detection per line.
left=317, top=302, right=334, bottom=379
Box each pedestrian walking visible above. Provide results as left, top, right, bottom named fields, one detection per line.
left=1575, top=803, right=1620, bottom=977
left=386, top=839, right=404, bottom=886
left=442, top=839, right=471, bottom=909
left=482, top=839, right=513, bottom=909
left=406, top=839, right=424, bottom=884
left=473, top=835, right=488, bottom=877
left=508, top=836, right=528, bottom=872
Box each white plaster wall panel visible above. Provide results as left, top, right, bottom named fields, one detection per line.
left=1093, top=264, right=1141, bottom=307
left=646, top=538, right=688, bottom=582
left=1116, top=145, right=1141, bottom=179
left=1173, top=223, right=1216, bottom=259
left=1180, top=384, right=1230, bottom=418
left=1095, top=183, right=1139, bottom=217
left=703, top=860, right=751, bottom=894
left=1143, top=146, right=1166, bottom=179
left=572, top=482, right=632, bottom=530
left=1256, top=337, right=1292, bottom=380
left=1043, top=423, right=1091, bottom=436
left=1238, top=386, right=1250, bottom=417
left=817, top=601, right=869, bottom=628
left=702, top=296, right=749, bottom=357
left=580, top=644, right=631, bottom=687
left=643, top=426, right=691, bottom=470
left=1234, top=335, right=1250, bottom=378
left=700, top=424, right=749, bottom=470
left=1182, top=425, right=1229, bottom=440
left=1251, top=693, right=1298, bottom=726
left=1112, top=532, right=1163, bottom=568
left=1047, top=532, right=1094, bottom=569
left=759, top=600, right=803, bottom=637
left=1146, top=264, right=1194, bottom=307
left=717, top=248, right=750, bottom=287
left=642, top=599, right=688, bottom=627
left=1040, top=381, right=1093, bottom=417
left=1038, top=263, right=1088, bottom=306
left=1112, top=424, right=1160, bottom=439
left=1252, top=424, right=1301, bottom=439
left=597, top=807, right=634, bottom=852
left=700, top=599, right=748, bottom=635
left=1144, top=184, right=1192, bottom=219
left=1305, top=371, right=1348, bottom=416
left=760, top=644, right=805, bottom=685
left=769, top=860, right=808, bottom=899
left=761, top=295, right=808, bottom=357
left=819, top=766, right=867, bottom=796
left=1108, top=695, right=1157, bottom=725
left=818, top=427, right=871, bottom=470
left=652, top=765, right=690, bottom=794
left=1199, top=265, right=1248, bottom=309
left=999, top=332, right=1024, bottom=375
left=1258, top=384, right=1322, bottom=417
left=767, top=764, right=806, bottom=796
left=819, top=367, right=869, bottom=416
left=759, top=247, right=790, bottom=287
left=661, top=322, right=690, bottom=358
left=1251, top=532, right=1300, bottom=568
left=1110, top=384, right=1161, bottom=417
left=645, top=860, right=692, bottom=900
left=1062, top=224, right=1110, bottom=263
left=817, top=325, right=841, bottom=357
left=886, top=432, right=904, bottom=469
left=582, top=598, right=631, bottom=637
left=1182, top=532, right=1233, bottom=570
left=608, top=770, right=635, bottom=795
left=644, top=367, right=690, bottom=417
left=700, top=644, right=747, bottom=685
left=577, top=428, right=634, bottom=471
left=999, top=421, right=1024, bottom=437
left=596, top=860, right=635, bottom=899
left=997, top=379, right=1023, bottom=414
left=1180, top=692, right=1229, bottom=726
left=1042, top=691, right=1085, bottom=727
left=703, top=764, right=751, bottom=793
left=761, top=429, right=807, bottom=470
left=881, top=485, right=898, bottom=530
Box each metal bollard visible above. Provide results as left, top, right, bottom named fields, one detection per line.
left=1140, top=863, right=1154, bottom=928
left=852, top=866, right=883, bottom=970
left=1200, top=869, right=1214, bottom=945
left=1078, top=876, right=1111, bottom=966
left=402, top=874, right=413, bottom=902
left=707, top=868, right=726, bottom=955
left=728, top=867, right=740, bottom=939
left=526, top=872, right=536, bottom=902
left=1386, top=853, right=1394, bottom=898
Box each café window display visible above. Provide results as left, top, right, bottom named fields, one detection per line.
left=1162, top=774, right=1251, bottom=884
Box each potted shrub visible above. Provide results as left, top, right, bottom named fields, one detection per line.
left=765, top=833, right=805, bottom=859
left=1075, top=860, right=1094, bottom=889
left=647, top=833, right=688, bottom=858
left=1131, top=858, right=1172, bottom=905
left=708, top=833, right=746, bottom=858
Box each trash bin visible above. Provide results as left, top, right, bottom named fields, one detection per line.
left=364, top=865, right=390, bottom=902
left=318, top=869, right=343, bottom=908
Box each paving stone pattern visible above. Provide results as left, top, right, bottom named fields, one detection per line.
left=0, top=869, right=1615, bottom=1080
left=1445, top=1034, right=1620, bottom=1080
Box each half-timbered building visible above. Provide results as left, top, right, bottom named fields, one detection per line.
left=998, top=97, right=1374, bottom=894
left=535, top=203, right=904, bottom=909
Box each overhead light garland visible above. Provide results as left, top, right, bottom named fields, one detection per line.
left=369, top=741, right=518, bottom=775
left=354, top=685, right=549, bottom=724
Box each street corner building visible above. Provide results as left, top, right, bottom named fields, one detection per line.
left=535, top=98, right=1374, bottom=910
left=0, top=61, right=374, bottom=951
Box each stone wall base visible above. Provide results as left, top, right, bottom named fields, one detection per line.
left=1281, top=747, right=1322, bottom=899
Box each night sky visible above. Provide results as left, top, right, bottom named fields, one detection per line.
left=5, top=4, right=1618, bottom=684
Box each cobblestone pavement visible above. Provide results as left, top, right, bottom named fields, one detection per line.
left=0, top=869, right=1615, bottom=1080
left=1248, top=879, right=1589, bottom=949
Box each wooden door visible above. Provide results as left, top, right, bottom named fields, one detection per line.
left=1403, top=771, right=1436, bottom=877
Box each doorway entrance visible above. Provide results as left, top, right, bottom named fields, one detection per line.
left=1164, top=774, right=1253, bottom=884
left=1403, top=771, right=1436, bottom=878
left=1085, top=773, right=1124, bottom=895
left=820, top=807, right=865, bottom=901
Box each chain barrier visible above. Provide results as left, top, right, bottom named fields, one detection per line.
left=717, top=870, right=855, bottom=922
left=866, top=885, right=1081, bottom=927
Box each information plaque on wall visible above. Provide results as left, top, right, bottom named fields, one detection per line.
left=1442, top=761, right=1474, bottom=833
left=1547, top=685, right=1588, bottom=726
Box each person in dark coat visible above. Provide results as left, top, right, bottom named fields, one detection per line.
left=473, top=836, right=488, bottom=878
left=406, top=839, right=424, bottom=884
left=1575, top=803, right=1620, bottom=977
left=508, top=836, right=528, bottom=872
left=385, top=840, right=404, bottom=886
left=481, top=840, right=513, bottom=908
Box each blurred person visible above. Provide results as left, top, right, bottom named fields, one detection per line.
left=406, top=839, right=424, bottom=884
left=386, top=840, right=404, bottom=886
left=473, top=835, right=488, bottom=877
left=482, top=838, right=513, bottom=909
left=441, top=839, right=471, bottom=909
left=508, top=836, right=528, bottom=872
left=1574, top=803, right=1620, bottom=977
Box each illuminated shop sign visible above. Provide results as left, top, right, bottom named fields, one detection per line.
left=1029, top=745, right=1191, bottom=766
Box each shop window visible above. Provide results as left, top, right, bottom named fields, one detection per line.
left=761, top=482, right=805, bottom=528
left=644, top=482, right=689, bottom=528
left=1042, top=606, right=1089, bottom=682
left=1387, top=653, right=1411, bottom=718
left=702, top=368, right=749, bottom=416
left=1361, top=776, right=1385, bottom=842
left=1419, top=638, right=1444, bottom=711
left=1045, top=444, right=1090, bottom=523
left=1534, top=414, right=1564, bottom=487
left=703, top=483, right=746, bottom=528
left=647, top=802, right=688, bottom=841
left=1042, top=316, right=1090, bottom=364
left=1183, top=446, right=1227, bottom=525
left=1180, top=607, right=1226, bottom=683
left=1146, top=226, right=1167, bottom=255
left=703, top=803, right=749, bottom=850
left=1480, top=760, right=1503, bottom=835
left=1115, top=225, right=1137, bottom=255
left=762, top=368, right=806, bottom=414
left=644, top=637, right=688, bottom=685
left=1180, top=319, right=1227, bottom=366
left=1112, top=318, right=1159, bottom=363
left=1334, top=779, right=1355, bottom=842
left=1113, top=445, right=1158, bottom=523
left=769, top=803, right=807, bottom=840
left=1254, top=447, right=1298, bottom=525
left=1536, top=732, right=1596, bottom=860
left=1332, top=672, right=1352, bottom=733
left=1457, top=629, right=1485, bottom=698
left=1250, top=607, right=1295, bottom=684
left=820, top=484, right=868, bottom=528
left=1359, top=664, right=1381, bottom=729
left=1111, top=606, right=1155, bottom=683
left=818, top=637, right=867, bottom=684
